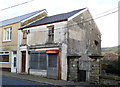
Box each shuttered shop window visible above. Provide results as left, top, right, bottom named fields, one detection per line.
left=48, top=54, right=57, bottom=67
left=30, top=52, right=47, bottom=70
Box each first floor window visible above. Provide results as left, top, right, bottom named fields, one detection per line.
left=0, top=51, right=10, bottom=62
left=4, top=27, right=12, bottom=41
left=47, top=25, right=54, bottom=42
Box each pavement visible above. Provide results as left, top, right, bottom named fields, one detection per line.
left=1, top=71, right=89, bottom=86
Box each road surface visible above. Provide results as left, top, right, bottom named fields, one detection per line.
left=1, top=75, right=52, bottom=87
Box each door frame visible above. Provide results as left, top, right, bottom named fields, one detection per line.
left=11, top=51, right=17, bottom=72
left=46, top=50, right=60, bottom=80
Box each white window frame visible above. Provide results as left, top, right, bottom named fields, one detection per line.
left=0, top=51, right=10, bottom=63
left=3, top=27, right=12, bottom=41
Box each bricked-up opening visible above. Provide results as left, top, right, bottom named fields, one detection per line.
left=47, top=25, right=54, bottom=43
left=67, top=57, right=80, bottom=81
left=22, top=30, right=27, bottom=45
left=89, top=55, right=103, bottom=83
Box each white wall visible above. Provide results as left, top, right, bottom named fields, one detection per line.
left=27, top=21, right=67, bottom=45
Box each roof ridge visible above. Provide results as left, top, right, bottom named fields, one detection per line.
left=0, top=9, right=46, bottom=22
left=20, top=8, right=86, bottom=29
left=47, top=8, right=86, bottom=17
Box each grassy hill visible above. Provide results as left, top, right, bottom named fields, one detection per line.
left=102, top=46, right=119, bottom=54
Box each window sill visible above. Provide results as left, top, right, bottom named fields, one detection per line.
left=30, top=69, right=47, bottom=71
left=0, top=62, right=9, bottom=63
left=3, top=40, right=12, bottom=42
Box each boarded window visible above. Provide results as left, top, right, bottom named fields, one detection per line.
left=30, top=51, right=47, bottom=70
left=23, top=31, right=27, bottom=39
left=47, top=26, right=54, bottom=42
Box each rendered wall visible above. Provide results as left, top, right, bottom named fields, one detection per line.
left=67, top=10, right=101, bottom=82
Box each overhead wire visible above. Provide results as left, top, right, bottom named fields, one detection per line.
left=29, top=9, right=118, bottom=33
left=0, top=0, right=35, bottom=11
left=0, top=6, right=118, bottom=47
left=0, top=0, right=118, bottom=32
left=92, top=7, right=118, bottom=17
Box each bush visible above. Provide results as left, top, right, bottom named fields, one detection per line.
left=105, top=56, right=120, bottom=76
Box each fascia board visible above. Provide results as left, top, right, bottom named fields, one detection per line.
left=21, top=9, right=47, bottom=23
left=20, top=16, right=47, bottom=30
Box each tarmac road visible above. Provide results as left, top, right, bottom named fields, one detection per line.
left=1, top=75, right=52, bottom=87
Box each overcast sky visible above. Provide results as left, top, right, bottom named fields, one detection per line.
left=0, top=0, right=119, bottom=47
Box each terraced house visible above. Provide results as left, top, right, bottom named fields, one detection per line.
left=0, top=9, right=47, bottom=72
left=18, top=8, right=102, bottom=83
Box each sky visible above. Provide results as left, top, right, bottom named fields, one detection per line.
left=0, top=0, right=119, bottom=47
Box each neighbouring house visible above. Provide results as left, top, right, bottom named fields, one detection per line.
left=18, top=8, right=102, bottom=83
left=0, top=9, right=47, bottom=72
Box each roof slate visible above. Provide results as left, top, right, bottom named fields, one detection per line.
left=0, top=9, right=46, bottom=27
left=21, top=8, right=86, bottom=29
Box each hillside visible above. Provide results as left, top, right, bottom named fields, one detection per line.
left=102, top=45, right=119, bottom=60
left=102, top=46, right=119, bottom=54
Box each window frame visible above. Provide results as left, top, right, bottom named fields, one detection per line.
left=30, top=51, right=47, bottom=70
left=3, top=27, right=12, bottom=42
left=0, top=51, right=10, bottom=63
left=47, top=25, right=54, bottom=43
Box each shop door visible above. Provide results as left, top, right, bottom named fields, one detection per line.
left=21, top=51, right=26, bottom=72
left=47, top=54, right=58, bottom=79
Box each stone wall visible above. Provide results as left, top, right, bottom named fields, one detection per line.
left=67, top=9, right=101, bottom=82
left=67, top=9, right=101, bottom=56
left=89, top=59, right=100, bottom=83
left=68, top=58, right=79, bottom=81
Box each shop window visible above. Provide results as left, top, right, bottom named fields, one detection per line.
left=30, top=52, right=47, bottom=70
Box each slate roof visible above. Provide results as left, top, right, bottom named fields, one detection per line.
left=0, top=9, right=46, bottom=27
left=21, top=8, right=86, bottom=29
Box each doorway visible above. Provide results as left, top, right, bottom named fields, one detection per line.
left=47, top=53, right=58, bottom=79
left=78, top=70, right=86, bottom=82
left=21, top=51, right=26, bottom=72
left=11, top=51, right=17, bottom=72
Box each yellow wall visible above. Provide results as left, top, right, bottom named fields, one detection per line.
left=0, top=22, right=21, bottom=68
left=0, top=27, right=2, bottom=50
left=2, top=22, right=21, bottom=51
left=0, top=11, right=47, bottom=69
